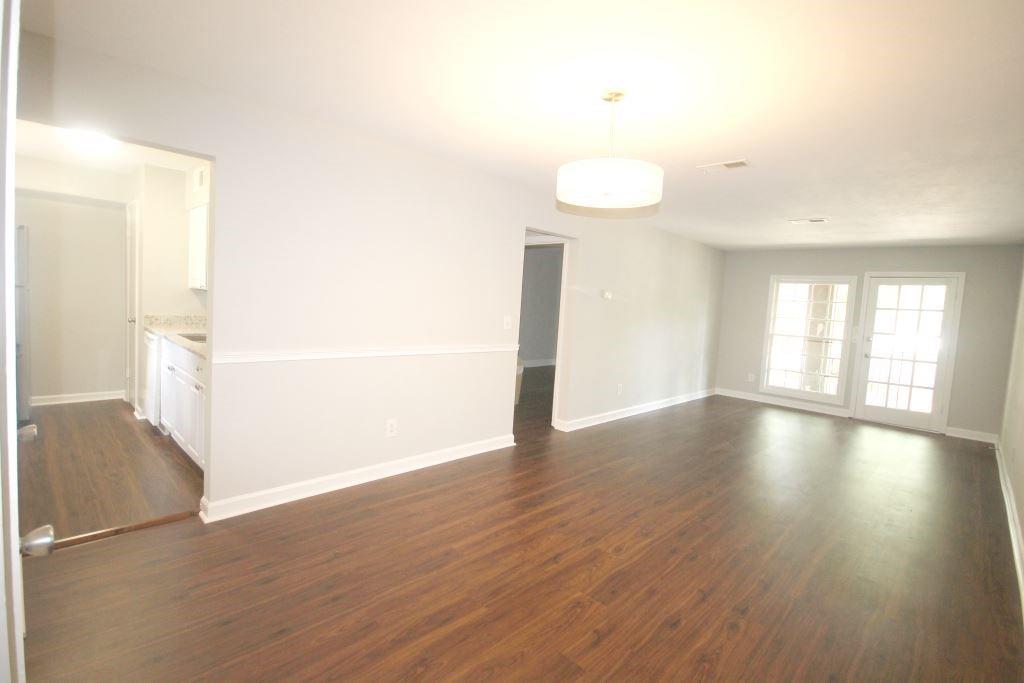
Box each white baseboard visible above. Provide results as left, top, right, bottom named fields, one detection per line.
left=521, top=359, right=555, bottom=368
left=30, top=390, right=126, bottom=407
left=199, top=433, right=516, bottom=523
left=944, top=427, right=1000, bottom=444
left=995, top=442, right=1024, bottom=631
left=716, top=389, right=1000, bottom=443
left=551, top=389, right=714, bottom=432
left=714, top=388, right=852, bottom=418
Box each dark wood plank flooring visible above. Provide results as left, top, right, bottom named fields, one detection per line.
left=19, top=400, right=203, bottom=541
left=514, top=364, right=556, bottom=441
left=23, top=383, right=1023, bottom=680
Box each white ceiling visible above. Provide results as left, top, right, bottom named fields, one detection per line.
left=17, top=119, right=207, bottom=175
left=21, top=0, right=1024, bottom=249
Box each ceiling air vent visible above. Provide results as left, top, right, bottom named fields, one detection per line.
left=696, top=159, right=748, bottom=173
left=787, top=218, right=830, bottom=224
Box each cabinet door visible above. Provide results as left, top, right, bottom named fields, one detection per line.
left=191, top=382, right=205, bottom=468
left=159, top=363, right=177, bottom=433
left=173, top=369, right=193, bottom=450
left=188, top=205, right=209, bottom=291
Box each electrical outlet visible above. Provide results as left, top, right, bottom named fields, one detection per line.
left=503, top=314, right=512, bottom=330
left=385, top=418, right=398, bottom=438
left=616, top=383, right=623, bottom=396
left=746, top=372, right=756, bottom=383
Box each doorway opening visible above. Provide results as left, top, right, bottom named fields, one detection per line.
left=514, top=231, right=567, bottom=439
left=14, top=120, right=214, bottom=548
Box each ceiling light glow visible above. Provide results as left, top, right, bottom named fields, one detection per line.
left=58, top=128, right=123, bottom=157
left=556, top=157, right=664, bottom=209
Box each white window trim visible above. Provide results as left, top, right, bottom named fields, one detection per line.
left=759, top=274, right=859, bottom=406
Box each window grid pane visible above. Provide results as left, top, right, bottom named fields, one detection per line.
left=766, top=280, right=849, bottom=397
left=864, top=281, right=947, bottom=415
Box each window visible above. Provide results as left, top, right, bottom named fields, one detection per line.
left=762, top=276, right=856, bottom=403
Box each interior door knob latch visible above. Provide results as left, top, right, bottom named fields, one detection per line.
left=20, top=525, right=55, bottom=557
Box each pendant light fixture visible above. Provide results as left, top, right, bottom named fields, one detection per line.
left=556, top=91, right=664, bottom=209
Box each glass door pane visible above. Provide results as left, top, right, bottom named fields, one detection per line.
left=857, top=277, right=956, bottom=432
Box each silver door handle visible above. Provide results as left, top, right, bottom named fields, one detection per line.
left=128, top=316, right=136, bottom=323
left=21, top=525, right=54, bottom=557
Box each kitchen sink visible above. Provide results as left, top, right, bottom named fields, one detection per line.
left=179, top=333, right=207, bottom=343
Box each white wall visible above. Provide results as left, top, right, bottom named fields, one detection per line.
left=518, top=245, right=561, bottom=366
left=17, top=31, right=724, bottom=516
left=716, top=245, right=1023, bottom=435
left=14, top=154, right=133, bottom=204
left=140, top=163, right=204, bottom=316
left=16, top=193, right=124, bottom=401
left=557, top=224, right=722, bottom=421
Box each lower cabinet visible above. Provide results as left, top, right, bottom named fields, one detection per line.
left=159, top=339, right=205, bottom=470
left=144, top=332, right=160, bottom=427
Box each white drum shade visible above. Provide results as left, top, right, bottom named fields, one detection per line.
left=556, top=157, right=664, bottom=209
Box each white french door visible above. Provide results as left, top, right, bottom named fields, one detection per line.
left=854, top=275, right=963, bottom=432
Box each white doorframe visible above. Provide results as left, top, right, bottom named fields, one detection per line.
left=522, top=228, right=573, bottom=430
left=0, top=0, right=25, bottom=678
left=125, top=200, right=142, bottom=417
left=849, top=271, right=966, bottom=433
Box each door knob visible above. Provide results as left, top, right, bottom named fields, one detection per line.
left=128, top=316, right=137, bottom=323
left=21, top=525, right=55, bottom=557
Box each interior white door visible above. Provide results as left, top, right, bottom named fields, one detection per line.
left=854, top=276, right=961, bottom=432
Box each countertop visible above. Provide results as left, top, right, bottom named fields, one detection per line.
left=144, top=314, right=208, bottom=359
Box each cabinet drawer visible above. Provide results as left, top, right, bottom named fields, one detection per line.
left=161, top=338, right=206, bottom=380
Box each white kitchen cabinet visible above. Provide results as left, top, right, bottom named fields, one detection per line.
left=159, top=359, right=176, bottom=436
left=188, top=381, right=205, bottom=468
left=173, top=369, right=195, bottom=460
left=188, top=204, right=209, bottom=291
left=159, top=337, right=205, bottom=469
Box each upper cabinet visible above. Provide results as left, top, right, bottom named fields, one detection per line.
left=189, top=165, right=211, bottom=206
left=188, top=203, right=209, bottom=291
left=187, top=165, right=210, bottom=291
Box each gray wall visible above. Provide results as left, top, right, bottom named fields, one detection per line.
left=1000, top=252, right=1024, bottom=554
left=518, top=245, right=562, bottom=365
left=560, top=224, right=723, bottom=421
left=716, top=245, right=1024, bottom=434
left=17, top=194, right=126, bottom=399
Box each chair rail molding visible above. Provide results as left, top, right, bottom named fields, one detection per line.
left=213, top=343, right=519, bottom=365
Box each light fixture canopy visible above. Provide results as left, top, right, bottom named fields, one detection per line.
left=556, top=91, right=664, bottom=209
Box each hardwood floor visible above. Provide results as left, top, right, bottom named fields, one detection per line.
left=19, top=400, right=203, bottom=542
left=23, top=391, right=1024, bottom=680
left=514, top=364, right=556, bottom=441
